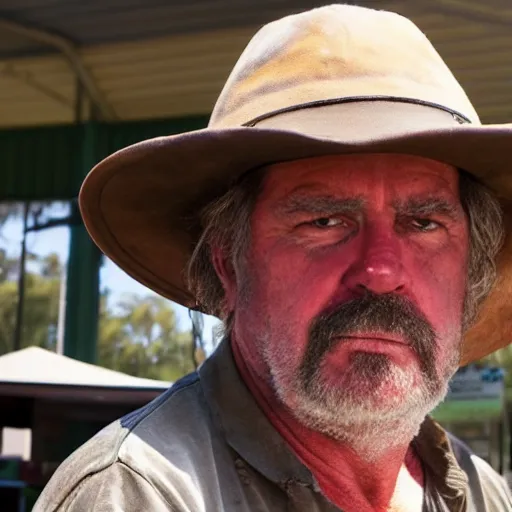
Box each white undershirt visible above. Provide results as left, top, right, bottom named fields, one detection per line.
left=387, top=465, right=424, bottom=512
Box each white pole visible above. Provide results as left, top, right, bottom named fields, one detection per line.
left=56, top=264, right=67, bottom=355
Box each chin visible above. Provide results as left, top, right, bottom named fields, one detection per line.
left=318, top=353, right=416, bottom=398
left=290, top=355, right=449, bottom=443
left=324, top=368, right=420, bottom=412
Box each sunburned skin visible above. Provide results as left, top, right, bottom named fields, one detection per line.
left=233, top=340, right=425, bottom=512
left=213, top=153, right=470, bottom=511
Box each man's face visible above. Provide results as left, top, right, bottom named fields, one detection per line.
left=227, top=154, right=469, bottom=439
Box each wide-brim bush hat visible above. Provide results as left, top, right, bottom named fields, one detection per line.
left=79, top=4, right=512, bottom=365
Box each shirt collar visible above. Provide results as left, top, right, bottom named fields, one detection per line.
left=199, top=339, right=314, bottom=487
left=413, top=416, right=469, bottom=508
left=199, top=338, right=469, bottom=503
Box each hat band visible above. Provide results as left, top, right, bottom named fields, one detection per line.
left=249, top=99, right=473, bottom=143
left=244, top=96, right=472, bottom=128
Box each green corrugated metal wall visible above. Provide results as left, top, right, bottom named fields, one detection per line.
left=0, top=115, right=208, bottom=364
left=0, top=125, right=79, bottom=200
left=0, top=115, right=208, bottom=201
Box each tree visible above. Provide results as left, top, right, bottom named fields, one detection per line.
left=0, top=244, right=197, bottom=381
left=98, top=293, right=195, bottom=381
left=0, top=249, right=18, bottom=283
left=0, top=252, right=60, bottom=354
left=40, top=253, right=61, bottom=278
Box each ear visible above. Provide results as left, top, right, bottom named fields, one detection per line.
left=211, top=244, right=237, bottom=313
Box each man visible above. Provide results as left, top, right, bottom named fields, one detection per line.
left=35, top=4, right=512, bottom=511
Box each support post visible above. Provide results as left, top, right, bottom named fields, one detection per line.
left=13, top=202, right=30, bottom=352
left=63, top=121, right=102, bottom=363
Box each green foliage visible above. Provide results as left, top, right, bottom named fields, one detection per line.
left=0, top=251, right=195, bottom=382
left=0, top=251, right=60, bottom=354
left=98, top=293, right=195, bottom=381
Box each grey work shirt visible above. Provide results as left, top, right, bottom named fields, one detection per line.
left=35, top=341, right=511, bottom=511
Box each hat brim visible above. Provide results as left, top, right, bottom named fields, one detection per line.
left=80, top=107, right=512, bottom=366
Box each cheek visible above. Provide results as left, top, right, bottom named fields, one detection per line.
left=242, top=241, right=346, bottom=356
left=258, top=242, right=349, bottom=309
left=406, top=243, right=468, bottom=356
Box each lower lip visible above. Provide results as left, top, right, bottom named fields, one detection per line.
left=329, top=337, right=416, bottom=364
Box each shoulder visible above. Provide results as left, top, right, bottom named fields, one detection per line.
left=34, top=372, right=213, bottom=512
left=34, top=461, right=172, bottom=512
left=447, top=433, right=512, bottom=510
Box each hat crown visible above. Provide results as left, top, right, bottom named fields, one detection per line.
left=209, top=4, right=479, bottom=128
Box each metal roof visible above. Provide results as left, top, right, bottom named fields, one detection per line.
left=0, top=346, right=170, bottom=389
left=0, top=0, right=330, bottom=57
left=0, top=0, right=511, bottom=128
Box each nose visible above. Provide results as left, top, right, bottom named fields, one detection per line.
left=342, top=225, right=407, bottom=296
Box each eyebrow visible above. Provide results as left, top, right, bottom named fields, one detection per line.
left=278, top=195, right=366, bottom=216
left=393, top=196, right=460, bottom=219
left=277, top=193, right=460, bottom=221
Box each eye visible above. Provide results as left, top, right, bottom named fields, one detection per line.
left=411, top=218, right=440, bottom=232
left=310, top=217, right=347, bottom=228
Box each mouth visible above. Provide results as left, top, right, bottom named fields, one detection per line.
left=330, top=333, right=417, bottom=362
left=338, top=333, right=409, bottom=346
left=326, top=333, right=417, bottom=367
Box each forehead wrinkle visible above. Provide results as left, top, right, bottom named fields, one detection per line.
left=278, top=194, right=366, bottom=215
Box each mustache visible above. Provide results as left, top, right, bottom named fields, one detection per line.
left=300, top=292, right=438, bottom=384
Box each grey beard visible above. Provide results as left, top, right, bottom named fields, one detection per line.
left=265, top=293, right=460, bottom=460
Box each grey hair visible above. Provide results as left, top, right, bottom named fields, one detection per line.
left=187, top=168, right=266, bottom=319
left=187, top=168, right=505, bottom=329
left=459, top=171, right=505, bottom=327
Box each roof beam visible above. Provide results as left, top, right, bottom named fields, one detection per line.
left=429, top=0, right=512, bottom=27
left=0, top=17, right=116, bottom=121
left=0, top=64, right=73, bottom=108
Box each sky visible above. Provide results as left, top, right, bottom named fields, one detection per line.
left=1, top=202, right=220, bottom=349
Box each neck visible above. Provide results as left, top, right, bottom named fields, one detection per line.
left=231, top=336, right=425, bottom=512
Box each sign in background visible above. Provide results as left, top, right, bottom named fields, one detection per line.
left=433, top=365, right=505, bottom=423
